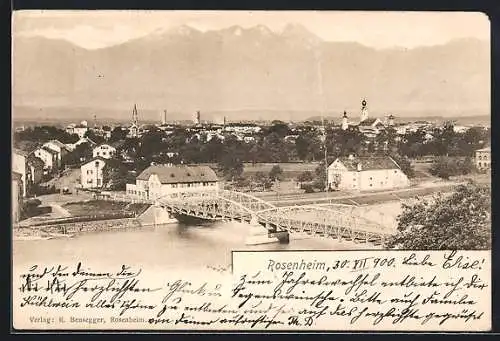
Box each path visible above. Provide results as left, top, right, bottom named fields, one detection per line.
left=267, top=182, right=460, bottom=206
left=48, top=203, right=72, bottom=218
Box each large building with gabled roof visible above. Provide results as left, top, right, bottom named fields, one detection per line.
left=126, top=164, right=219, bottom=200
left=327, top=155, right=410, bottom=192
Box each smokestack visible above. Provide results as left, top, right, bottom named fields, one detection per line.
left=162, top=110, right=167, bottom=125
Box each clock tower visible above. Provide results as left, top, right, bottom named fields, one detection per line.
left=360, top=99, right=368, bottom=123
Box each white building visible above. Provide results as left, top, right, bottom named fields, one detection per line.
left=12, top=172, right=23, bottom=223
left=80, top=157, right=108, bottom=189
left=358, top=118, right=386, bottom=138
left=126, top=164, right=219, bottom=200
left=43, top=140, right=69, bottom=167
left=12, top=150, right=28, bottom=196
left=33, top=146, right=59, bottom=172
left=475, top=146, right=491, bottom=171
left=327, top=155, right=410, bottom=192
left=66, top=123, right=76, bottom=135
left=12, top=149, right=44, bottom=196
left=93, top=144, right=117, bottom=159
left=65, top=137, right=96, bottom=151
left=73, top=124, right=89, bottom=139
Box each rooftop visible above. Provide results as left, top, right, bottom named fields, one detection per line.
left=476, top=147, right=491, bottom=152
left=81, top=156, right=109, bottom=166
left=359, top=118, right=378, bottom=126
left=137, top=165, right=218, bottom=184
left=40, top=146, right=59, bottom=155
left=335, top=156, right=400, bottom=171
left=13, top=148, right=30, bottom=157
left=45, top=140, right=70, bottom=151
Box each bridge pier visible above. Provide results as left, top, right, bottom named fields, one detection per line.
left=274, top=231, right=290, bottom=244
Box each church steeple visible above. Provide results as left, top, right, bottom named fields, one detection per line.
left=360, top=98, right=368, bottom=122
left=130, top=104, right=139, bottom=138
left=341, top=110, right=349, bottom=130
left=132, top=104, right=138, bottom=127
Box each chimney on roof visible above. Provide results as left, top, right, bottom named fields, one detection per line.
left=357, top=162, right=362, bottom=172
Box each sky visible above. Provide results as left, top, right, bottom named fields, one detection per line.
left=13, top=10, right=490, bottom=50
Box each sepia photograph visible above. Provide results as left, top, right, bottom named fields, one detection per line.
left=11, top=10, right=492, bottom=331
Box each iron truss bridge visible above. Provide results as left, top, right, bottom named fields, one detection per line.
left=155, top=190, right=392, bottom=245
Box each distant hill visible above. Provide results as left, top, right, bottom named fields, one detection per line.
left=12, top=23, right=490, bottom=122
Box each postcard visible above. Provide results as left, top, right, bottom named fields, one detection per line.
left=11, top=10, right=491, bottom=331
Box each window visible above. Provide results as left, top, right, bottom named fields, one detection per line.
left=369, top=177, right=372, bottom=180
left=97, top=179, right=101, bottom=186
left=87, top=179, right=93, bottom=183
left=369, top=184, right=372, bottom=187
left=394, top=170, right=397, bottom=174
left=478, top=162, right=482, bottom=168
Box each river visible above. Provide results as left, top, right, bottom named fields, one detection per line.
left=13, top=201, right=402, bottom=271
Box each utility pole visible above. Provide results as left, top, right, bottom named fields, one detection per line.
left=314, top=45, right=329, bottom=194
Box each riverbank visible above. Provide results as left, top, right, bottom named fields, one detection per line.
left=13, top=218, right=143, bottom=241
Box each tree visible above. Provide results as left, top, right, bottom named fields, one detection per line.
left=101, top=159, right=129, bottom=190
left=267, top=121, right=290, bottom=137
left=14, top=126, right=78, bottom=144
left=62, top=142, right=92, bottom=166
left=313, top=160, right=328, bottom=191
left=84, top=130, right=105, bottom=145
left=390, top=154, right=415, bottom=178
left=268, top=165, right=283, bottom=181
left=385, top=181, right=490, bottom=250
left=218, top=154, right=244, bottom=181
left=297, top=171, right=314, bottom=183
left=109, top=127, right=128, bottom=142
left=429, top=157, right=473, bottom=179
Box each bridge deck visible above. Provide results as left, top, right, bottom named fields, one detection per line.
left=152, top=190, right=391, bottom=245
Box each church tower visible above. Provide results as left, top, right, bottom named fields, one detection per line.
left=360, top=98, right=368, bottom=123
left=388, top=114, right=395, bottom=126
left=130, top=104, right=139, bottom=138
left=194, top=111, right=201, bottom=125
left=341, top=110, right=349, bottom=130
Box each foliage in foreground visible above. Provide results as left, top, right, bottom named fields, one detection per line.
left=385, top=181, right=491, bottom=250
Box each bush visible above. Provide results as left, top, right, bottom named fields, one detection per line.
left=429, top=157, right=473, bottom=179
left=269, top=165, right=283, bottom=181
left=301, top=183, right=315, bottom=193
left=297, top=171, right=314, bottom=183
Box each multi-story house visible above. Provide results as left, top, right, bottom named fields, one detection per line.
left=475, top=146, right=491, bottom=171
left=328, top=155, right=410, bottom=192
left=126, top=164, right=219, bottom=200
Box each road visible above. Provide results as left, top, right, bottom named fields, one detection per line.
left=265, top=182, right=462, bottom=207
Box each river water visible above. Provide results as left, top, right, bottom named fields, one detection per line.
left=13, top=201, right=402, bottom=271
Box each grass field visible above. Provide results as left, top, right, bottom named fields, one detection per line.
left=243, top=162, right=319, bottom=179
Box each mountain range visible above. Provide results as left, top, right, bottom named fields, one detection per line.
left=12, top=23, right=490, bottom=122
